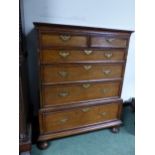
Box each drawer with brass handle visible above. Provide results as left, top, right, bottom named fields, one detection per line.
left=40, top=49, right=125, bottom=63
left=40, top=34, right=87, bottom=47
left=91, top=36, right=127, bottom=48
left=41, top=64, right=123, bottom=83
left=39, top=102, right=121, bottom=133
left=41, top=81, right=120, bottom=107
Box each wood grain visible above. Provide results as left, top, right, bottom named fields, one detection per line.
left=41, top=81, right=120, bottom=107
left=41, top=64, right=123, bottom=83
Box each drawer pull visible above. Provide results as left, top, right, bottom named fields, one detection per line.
left=101, top=88, right=108, bottom=94
left=59, top=92, right=69, bottom=97
left=59, top=35, right=71, bottom=41
left=82, top=107, right=90, bottom=112
left=100, top=112, right=107, bottom=116
left=83, top=65, right=92, bottom=70
left=106, top=38, right=115, bottom=43
left=84, top=50, right=93, bottom=55
left=59, top=51, right=70, bottom=58
left=58, top=71, right=68, bottom=78
left=82, top=83, right=91, bottom=89
left=104, top=53, right=113, bottom=58
left=103, top=70, right=111, bottom=75
left=60, top=118, right=68, bottom=124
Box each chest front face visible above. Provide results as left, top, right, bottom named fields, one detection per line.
left=34, top=23, right=132, bottom=143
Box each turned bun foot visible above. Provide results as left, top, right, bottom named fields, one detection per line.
left=111, top=126, right=120, bottom=133
left=37, top=141, right=49, bottom=150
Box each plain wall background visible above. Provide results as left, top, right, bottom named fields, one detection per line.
left=21, top=0, right=135, bottom=114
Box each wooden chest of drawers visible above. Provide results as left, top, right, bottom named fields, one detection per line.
left=34, top=22, right=132, bottom=149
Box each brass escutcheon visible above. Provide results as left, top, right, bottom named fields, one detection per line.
left=82, top=83, right=91, bottom=89
left=60, top=118, right=68, bottom=124
left=84, top=50, right=93, bottom=55
left=59, top=51, right=70, bottom=58
left=103, top=70, right=111, bottom=75
left=59, top=92, right=69, bottom=97
left=82, top=107, right=90, bottom=112
left=106, top=38, right=115, bottom=43
left=104, top=52, right=113, bottom=58
left=83, top=65, right=92, bottom=70
left=59, top=35, right=71, bottom=41
left=100, top=112, right=107, bottom=116
left=58, top=71, right=68, bottom=78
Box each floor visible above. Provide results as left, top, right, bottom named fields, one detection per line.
left=31, top=106, right=135, bottom=155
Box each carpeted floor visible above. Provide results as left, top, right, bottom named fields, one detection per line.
left=31, top=106, right=135, bottom=155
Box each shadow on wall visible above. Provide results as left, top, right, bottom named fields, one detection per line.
left=26, top=28, right=40, bottom=117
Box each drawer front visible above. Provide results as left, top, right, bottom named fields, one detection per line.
left=41, top=34, right=87, bottom=47
left=40, top=49, right=125, bottom=63
left=41, top=82, right=120, bottom=106
left=41, top=103, right=120, bottom=133
left=91, top=37, right=127, bottom=48
left=41, top=64, right=123, bottom=83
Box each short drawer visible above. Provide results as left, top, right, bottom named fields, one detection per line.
left=91, top=36, right=127, bottom=48
left=41, top=82, right=120, bottom=107
left=40, top=102, right=121, bottom=133
left=41, top=34, right=87, bottom=47
left=41, top=64, right=123, bottom=83
left=40, top=49, right=125, bottom=63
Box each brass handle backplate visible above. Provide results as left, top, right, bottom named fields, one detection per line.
left=82, top=107, right=90, bottom=112
left=82, top=83, right=91, bottom=89
left=84, top=50, right=93, bottom=55
left=100, top=88, right=112, bottom=94
left=83, top=65, right=92, bottom=70
left=100, top=112, right=107, bottom=116
left=103, top=70, right=111, bottom=75
left=59, top=35, right=71, bottom=41
left=58, top=71, right=68, bottom=78
left=104, top=53, right=113, bottom=58
left=59, top=92, right=69, bottom=97
left=106, top=38, right=115, bottom=43
left=59, top=118, right=68, bottom=124
left=101, top=88, right=108, bottom=94
left=59, top=51, right=70, bottom=58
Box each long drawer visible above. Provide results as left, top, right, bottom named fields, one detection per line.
left=39, top=102, right=121, bottom=133
left=41, top=81, right=120, bottom=107
left=40, top=33, right=87, bottom=47
left=41, top=64, right=123, bottom=83
left=40, top=49, right=125, bottom=63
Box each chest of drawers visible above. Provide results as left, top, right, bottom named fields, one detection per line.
left=34, top=22, right=132, bottom=149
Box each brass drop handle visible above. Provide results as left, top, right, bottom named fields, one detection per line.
left=100, top=88, right=108, bottom=94
left=84, top=50, right=93, bottom=55
left=58, top=71, right=68, bottom=78
left=83, top=65, right=92, bottom=70
left=59, top=35, right=71, bottom=41
left=100, top=112, right=107, bottom=116
left=59, top=91, right=69, bottom=97
left=106, top=38, right=115, bottom=43
left=82, top=83, right=91, bottom=89
left=104, top=53, right=113, bottom=58
left=59, top=51, right=70, bottom=58
left=60, top=118, right=68, bottom=124
left=82, top=107, right=90, bottom=112
left=103, top=70, right=111, bottom=75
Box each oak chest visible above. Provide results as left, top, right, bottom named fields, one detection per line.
left=34, top=22, right=132, bottom=149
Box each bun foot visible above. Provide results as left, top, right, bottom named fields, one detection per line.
left=37, top=141, right=49, bottom=150
left=111, top=126, right=120, bottom=133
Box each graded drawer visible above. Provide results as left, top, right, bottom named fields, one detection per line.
left=91, top=36, right=127, bottom=48
left=41, top=82, right=120, bottom=107
left=41, top=64, right=123, bottom=83
left=40, top=34, right=87, bottom=47
left=40, top=102, right=121, bottom=133
left=40, top=49, right=125, bottom=63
